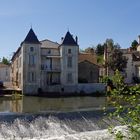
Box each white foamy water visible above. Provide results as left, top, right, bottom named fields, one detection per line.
left=0, top=116, right=129, bottom=140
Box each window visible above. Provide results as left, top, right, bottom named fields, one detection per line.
left=19, top=57, right=21, bottom=67
left=16, top=59, right=18, bottom=68
left=5, top=69, right=8, bottom=76
left=68, top=49, right=71, bottom=54
left=67, top=57, right=72, bottom=68
left=29, top=55, right=36, bottom=65
left=28, top=72, right=36, bottom=82
left=19, top=73, right=21, bottom=84
left=67, top=73, right=72, bottom=83
left=48, top=49, right=51, bottom=54
left=30, top=47, right=34, bottom=52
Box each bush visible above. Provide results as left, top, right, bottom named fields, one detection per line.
left=106, top=70, right=140, bottom=139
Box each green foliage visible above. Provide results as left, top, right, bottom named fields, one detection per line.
left=1, top=57, right=10, bottom=65
left=130, top=40, right=138, bottom=51
left=108, top=48, right=128, bottom=72
left=97, top=55, right=104, bottom=64
left=96, top=44, right=104, bottom=55
left=106, top=70, right=140, bottom=139
left=102, top=75, right=111, bottom=83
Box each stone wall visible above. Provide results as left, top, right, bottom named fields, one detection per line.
left=42, top=83, right=106, bottom=94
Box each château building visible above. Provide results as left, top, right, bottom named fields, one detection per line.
left=11, top=28, right=79, bottom=94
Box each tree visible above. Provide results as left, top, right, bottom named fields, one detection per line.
left=108, top=48, right=127, bottom=72
left=106, top=38, right=114, bottom=50
left=130, top=40, right=138, bottom=51
left=1, top=57, right=10, bottom=65
left=106, top=70, right=140, bottom=139
left=96, top=44, right=104, bottom=55
left=84, top=47, right=95, bottom=53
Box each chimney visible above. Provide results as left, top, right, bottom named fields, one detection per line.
left=138, top=35, right=140, bottom=44
left=61, top=37, right=64, bottom=41
left=75, top=36, right=78, bottom=44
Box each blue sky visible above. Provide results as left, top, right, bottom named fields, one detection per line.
left=0, top=0, right=140, bottom=59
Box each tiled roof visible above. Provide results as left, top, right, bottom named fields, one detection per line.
left=0, top=63, right=10, bottom=68
left=23, top=28, right=40, bottom=44
left=78, top=52, right=97, bottom=64
left=79, top=60, right=100, bottom=67
left=61, top=31, right=78, bottom=46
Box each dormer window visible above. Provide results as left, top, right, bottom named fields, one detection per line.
left=68, top=49, right=71, bottom=54
left=30, top=47, right=34, bottom=52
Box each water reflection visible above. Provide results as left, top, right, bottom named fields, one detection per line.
left=0, top=96, right=107, bottom=113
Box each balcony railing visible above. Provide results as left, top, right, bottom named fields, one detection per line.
left=41, top=65, right=61, bottom=72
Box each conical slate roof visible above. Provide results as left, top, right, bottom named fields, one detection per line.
left=61, top=31, right=78, bottom=46
left=23, top=28, right=40, bottom=44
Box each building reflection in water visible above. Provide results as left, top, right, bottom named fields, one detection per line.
left=0, top=96, right=22, bottom=113
left=0, top=96, right=106, bottom=113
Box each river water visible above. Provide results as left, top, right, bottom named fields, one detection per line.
left=0, top=96, right=122, bottom=140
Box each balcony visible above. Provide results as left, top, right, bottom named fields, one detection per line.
left=41, top=65, right=61, bottom=72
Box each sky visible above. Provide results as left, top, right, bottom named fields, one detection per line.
left=0, top=0, right=140, bottom=59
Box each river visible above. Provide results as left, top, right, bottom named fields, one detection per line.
left=0, top=96, right=122, bottom=140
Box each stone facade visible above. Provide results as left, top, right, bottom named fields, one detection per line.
left=0, top=63, right=10, bottom=82
left=78, top=60, right=99, bottom=83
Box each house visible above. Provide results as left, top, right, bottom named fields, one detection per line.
left=78, top=60, right=99, bottom=83
left=11, top=28, right=79, bottom=94
left=124, top=49, right=140, bottom=84
left=78, top=49, right=97, bottom=64
left=0, top=63, right=10, bottom=82
left=103, top=35, right=140, bottom=84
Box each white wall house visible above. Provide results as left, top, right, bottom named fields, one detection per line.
left=103, top=35, right=140, bottom=84
left=11, top=28, right=79, bottom=94
left=0, top=63, right=10, bottom=82
left=122, top=36, right=140, bottom=84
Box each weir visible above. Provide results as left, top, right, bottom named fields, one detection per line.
left=0, top=111, right=120, bottom=140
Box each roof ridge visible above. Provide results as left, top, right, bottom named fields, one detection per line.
left=40, top=39, right=59, bottom=45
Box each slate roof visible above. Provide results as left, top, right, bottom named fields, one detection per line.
left=23, top=28, right=40, bottom=44
left=61, top=31, right=78, bottom=46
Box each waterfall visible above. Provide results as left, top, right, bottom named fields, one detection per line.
left=0, top=114, right=126, bottom=140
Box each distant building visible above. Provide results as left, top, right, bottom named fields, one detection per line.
left=78, top=50, right=97, bottom=64
left=78, top=60, right=99, bottom=83
left=103, top=35, right=140, bottom=84
left=11, top=28, right=79, bottom=94
left=0, top=63, right=10, bottom=82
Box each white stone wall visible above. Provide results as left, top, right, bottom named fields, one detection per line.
left=22, top=43, right=41, bottom=94
left=137, top=44, right=140, bottom=52
left=60, top=45, right=78, bottom=85
left=0, top=65, right=10, bottom=82
left=41, top=48, right=60, bottom=56
left=77, top=83, right=106, bottom=94
left=45, top=83, right=106, bottom=94
left=123, top=53, right=134, bottom=83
